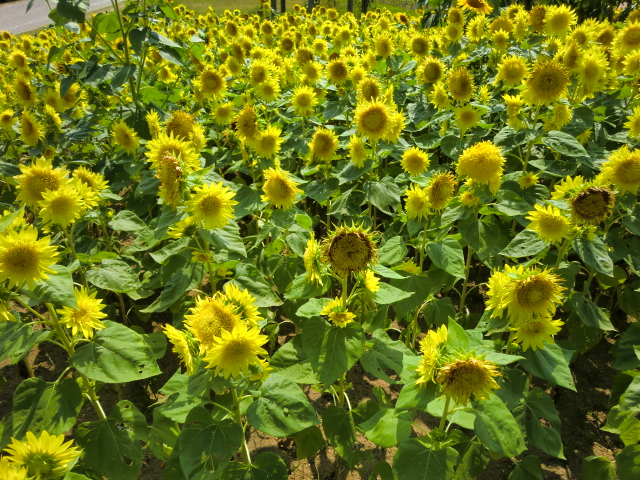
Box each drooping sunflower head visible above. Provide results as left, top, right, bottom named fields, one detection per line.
left=16, top=157, right=69, bottom=207
left=322, top=225, right=378, bottom=278
left=429, top=83, right=450, bottom=110
left=511, top=316, right=564, bottom=351
left=303, top=232, right=324, bottom=286
left=401, top=146, right=430, bottom=176
left=446, top=66, right=474, bottom=103
left=354, top=100, right=393, bottom=142
left=348, top=135, right=368, bottom=168
left=261, top=167, right=302, bottom=210
left=523, top=59, right=569, bottom=105
left=185, top=181, right=238, bottom=230
left=503, top=266, right=566, bottom=322
left=436, top=353, right=501, bottom=406
left=3, top=431, right=81, bottom=478
left=202, top=324, right=268, bottom=379
left=456, top=141, right=505, bottom=194
left=570, top=185, right=615, bottom=224
left=309, top=126, right=339, bottom=160
left=320, top=297, right=356, bottom=328
left=185, top=293, right=243, bottom=353
left=427, top=172, right=457, bottom=211
left=601, top=145, right=640, bottom=195
left=166, top=111, right=195, bottom=140
left=457, top=0, right=492, bottom=14
left=163, top=324, right=196, bottom=375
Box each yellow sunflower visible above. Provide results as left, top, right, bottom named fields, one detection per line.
left=526, top=204, right=572, bottom=245
left=20, top=110, right=44, bottom=147
left=15, top=157, right=69, bottom=207
left=601, top=145, right=640, bottom=195
left=3, top=431, right=81, bottom=479
left=145, top=132, right=200, bottom=173
left=544, top=5, right=577, bottom=39
left=0, top=109, right=16, bottom=130
left=322, top=225, right=378, bottom=278
left=38, top=185, right=85, bottom=227
left=57, top=287, right=107, bottom=339
left=624, top=107, right=640, bottom=140
left=419, top=57, right=446, bottom=85
left=291, top=85, right=318, bottom=117
left=261, top=166, right=302, bottom=210
left=0, top=226, right=58, bottom=290
left=235, top=105, right=259, bottom=143
left=404, top=184, right=432, bottom=221
left=511, top=316, right=564, bottom=351
left=401, top=146, right=430, bottom=176
left=202, top=324, right=268, bottom=379
left=348, top=135, right=368, bottom=168
left=185, top=181, right=237, bottom=230
left=455, top=105, right=482, bottom=134
left=253, top=125, right=283, bottom=159
left=437, top=354, right=501, bottom=406
left=457, top=0, right=492, bottom=14
left=447, top=67, right=475, bottom=103
left=199, top=66, right=226, bottom=97
left=426, top=172, right=457, bottom=211
left=495, top=55, right=528, bottom=87
left=163, top=323, right=196, bottom=375
left=523, top=59, right=569, bottom=105
left=501, top=266, right=566, bottom=322
left=309, top=126, right=339, bottom=160
left=456, top=141, right=505, bottom=194
left=354, top=100, right=393, bottom=142
left=303, top=232, right=324, bottom=286
left=185, top=293, right=243, bottom=353
left=320, top=297, right=356, bottom=328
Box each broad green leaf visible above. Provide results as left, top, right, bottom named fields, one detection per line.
left=56, top=0, right=89, bottom=23
left=621, top=376, right=640, bottom=413
left=519, top=343, right=576, bottom=391
left=70, top=321, right=161, bottom=383
left=179, top=406, right=243, bottom=479
left=296, top=298, right=331, bottom=318
left=364, top=177, right=402, bottom=215
left=390, top=274, right=434, bottom=319
left=221, top=452, right=288, bottom=480
left=421, top=297, right=455, bottom=327
left=573, top=237, right=614, bottom=276
left=198, top=222, right=247, bottom=258
left=427, top=238, right=465, bottom=279
left=447, top=318, right=470, bottom=351
left=581, top=456, right=616, bottom=480
left=148, top=409, right=180, bottom=462
left=570, top=294, right=615, bottom=331
left=235, top=185, right=269, bottom=217
left=500, top=230, right=548, bottom=258
left=615, top=322, right=640, bottom=370
left=494, top=127, right=537, bottom=152
left=157, top=368, right=214, bottom=423
left=616, top=445, right=640, bottom=480
left=302, top=317, right=365, bottom=386
left=267, top=256, right=299, bottom=293
left=322, top=406, right=360, bottom=467
left=495, top=368, right=527, bottom=411
left=378, top=236, right=409, bottom=266
left=26, top=265, right=77, bottom=308
left=232, top=263, right=281, bottom=307
left=246, top=374, right=318, bottom=437
left=524, top=388, right=564, bottom=459
left=0, top=322, right=37, bottom=363
left=458, top=218, right=500, bottom=257
left=494, top=190, right=531, bottom=216
left=393, top=439, right=459, bottom=480
left=269, top=335, right=319, bottom=384
left=472, top=396, right=526, bottom=457
left=12, top=378, right=82, bottom=439
left=452, top=441, right=490, bottom=480
left=396, top=381, right=438, bottom=412
left=373, top=282, right=414, bottom=305
left=141, top=261, right=205, bottom=313
left=284, top=273, right=331, bottom=300
left=360, top=408, right=412, bottom=448
left=362, top=305, right=391, bottom=333
left=149, top=237, right=190, bottom=264
left=294, top=426, right=325, bottom=460
left=86, top=259, right=142, bottom=293
left=76, top=401, right=147, bottom=480
left=508, top=455, right=543, bottom=480
left=360, top=330, right=414, bottom=384
left=542, top=130, right=589, bottom=158
left=0, top=208, right=23, bottom=234
left=108, top=210, right=146, bottom=232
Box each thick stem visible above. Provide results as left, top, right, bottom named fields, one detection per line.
left=231, top=388, right=251, bottom=464
left=117, top=292, right=128, bottom=326
left=458, top=246, right=474, bottom=313
left=439, top=396, right=451, bottom=430
left=554, top=238, right=571, bottom=270
left=340, top=276, right=349, bottom=309
left=337, top=373, right=346, bottom=409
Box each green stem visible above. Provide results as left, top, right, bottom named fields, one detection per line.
left=439, top=396, right=451, bottom=430
left=458, top=246, right=474, bottom=313
left=340, top=276, right=349, bottom=309
left=554, top=237, right=571, bottom=270
left=337, top=373, right=346, bottom=409
left=231, top=388, right=251, bottom=464
left=13, top=297, right=51, bottom=324
left=64, top=225, right=88, bottom=288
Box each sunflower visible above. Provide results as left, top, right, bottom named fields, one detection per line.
left=551, top=175, right=585, bottom=199
left=486, top=266, right=513, bottom=318
left=327, top=59, right=350, bottom=85
left=302, top=61, right=323, bottom=84
left=303, top=232, right=324, bottom=286
left=202, top=324, right=268, bottom=379
left=57, top=287, right=107, bottom=339
left=429, top=83, right=450, bottom=110
left=501, top=266, right=566, bottom=322
left=144, top=110, right=161, bottom=138
left=624, top=51, right=640, bottom=76
left=504, top=94, right=524, bottom=118
left=213, top=102, right=235, bottom=126
left=3, top=431, right=81, bottom=478
left=374, top=33, right=394, bottom=59
left=235, top=105, right=259, bottom=142
left=495, top=55, right=529, bottom=87
left=185, top=294, right=242, bottom=353
left=309, top=127, right=339, bottom=160
left=253, top=125, right=283, bottom=159
left=457, top=0, right=492, bottom=14
left=456, top=141, right=505, bottom=194
left=348, top=135, right=368, bottom=168
left=320, top=297, right=356, bottom=328
left=416, top=325, right=448, bottom=384
left=322, top=225, right=378, bottom=278
left=168, top=216, right=199, bottom=239
left=38, top=185, right=85, bottom=227
left=427, top=172, right=457, bottom=211
left=446, top=22, right=464, bottom=43
left=570, top=185, right=615, bottom=224
left=15, top=157, right=69, bottom=207
left=255, top=80, right=281, bottom=103
left=615, top=22, right=640, bottom=55
left=601, top=145, right=640, bottom=195
left=112, top=120, right=139, bottom=154
left=0, top=457, right=27, bottom=480
left=163, top=324, right=196, bottom=375
left=358, top=78, right=381, bottom=102
left=544, top=5, right=577, bottom=38
left=518, top=172, right=539, bottom=189
left=405, top=184, right=431, bottom=221
left=166, top=111, right=195, bottom=140
left=354, top=100, right=393, bottom=142
left=526, top=204, right=572, bottom=245
left=0, top=109, right=16, bottom=130
left=437, top=354, right=501, bottom=406
left=545, top=103, right=573, bottom=131
left=419, top=57, right=446, bottom=85
left=410, top=34, right=430, bottom=58
left=185, top=181, right=237, bottom=230
left=455, top=105, right=482, bottom=134
left=224, top=282, right=262, bottom=325
left=145, top=132, right=200, bottom=173
left=20, top=110, right=43, bottom=147
left=512, top=316, right=564, bottom=351
left=14, top=77, right=37, bottom=107
left=0, top=226, right=58, bottom=290
left=523, top=59, right=569, bottom=105
left=261, top=167, right=302, bottom=210
left=362, top=270, right=380, bottom=293
left=154, top=152, right=186, bottom=209
left=491, top=29, right=510, bottom=53
left=199, top=66, right=226, bottom=97
left=291, top=85, right=318, bottom=117
left=577, top=48, right=608, bottom=94
left=447, top=67, right=474, bottom=103
left=401, top=146, right=430, bottom=176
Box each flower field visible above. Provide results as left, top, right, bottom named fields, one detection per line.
left=1, top=0, right=640, bottom=478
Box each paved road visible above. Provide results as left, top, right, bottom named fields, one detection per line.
left=0, top=0, right=113, bottom=35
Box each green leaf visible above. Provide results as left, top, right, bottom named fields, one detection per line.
left=393, top=439, right=459, bottom=480
left=141, top=261, right=205, bottom=313
left=422, top=298, right=456, bottom=328
left=494, top=190, right=531, bottom=216
left=12, top=378, right=82, bottom=439
left=396, top=381, right=438, bottom=412
left=542, top=130, right=589, bottom=158
left=453, top=441, right=490, bottom=480
left=246, top=374, right=318, bottom=437
left=364, top=177, right=402, bottom=215
left=494, top=127, right=537, bottom=152
left=390, top=274, right=435, bottom=320
left=524, top=388, right=564, bottom=459
left=500, top=230, right=548, bottom=258
left=269, top=335, right=319, bottom=384
left=86, top=259, right=142, bottom=293
left=508, top=455, right=543, bottom=480
left=427, top=237, right=465, bottom=279
left=0, top=208, right=23, bottom=233
left=108, top=210, right=146, bottom=232
left=581, top=456, right=617, bottom=480
left=148, top=409, right=180, bottom=462
left=0, top=322, right=37, bottom=363
left=360, top=408, right=412, bottom=448
left=373, top=282, right=415, bottom=305
left=447, top=318, right=470, bottom=351
left=284, top=273, right=331, bottom=300
left=621, top=376, right=640, bottom=413
left=76, top=401, right=147, bottom=480
left=302, top=317, right=365, bottom=386
left=322, top=406, right=360, bottom=467
left=157, top=369, right=213, bottom=423
left=25, top=265, right=77, bottom=308
left=294, top=426, right=325, bottom=460
left=495, top=368, right=527, bottom=411
left=232, top=263, right=281, bottom=307
left=458, top=218, right=500, bottom=257
left=519, top=343, right=576, bottom=391
left=56, top=0, right=89, bottom=23
left=70, top=321, right=161, bottom=383
left=149, top=237, right=190, bottom=264
left=616, top=445, right=640, bottom=480
left=615, top=323, right=640, bottom=370
left=378, top=236, right=408, bottom=266
left=570, top=294, right=616, bottom=331
left=573, top=237, right=614, bottom=276
left=198, top=223, right=247, bottom=258
left=221, top=452, right=288, bottom=480
left=472, top=396, right=526, bottom=458
left=179, top=406, right=243, bottom=479
left=360, top=330, right=414, bottom=384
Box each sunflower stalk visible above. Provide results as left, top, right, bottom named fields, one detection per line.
left=231, top=388, right=252, bottom=465
left=458, top=246, right=474, bottom=313
left=554, top=237, right=572, bottom=270
left=64, top=225, right=88, bottom=289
